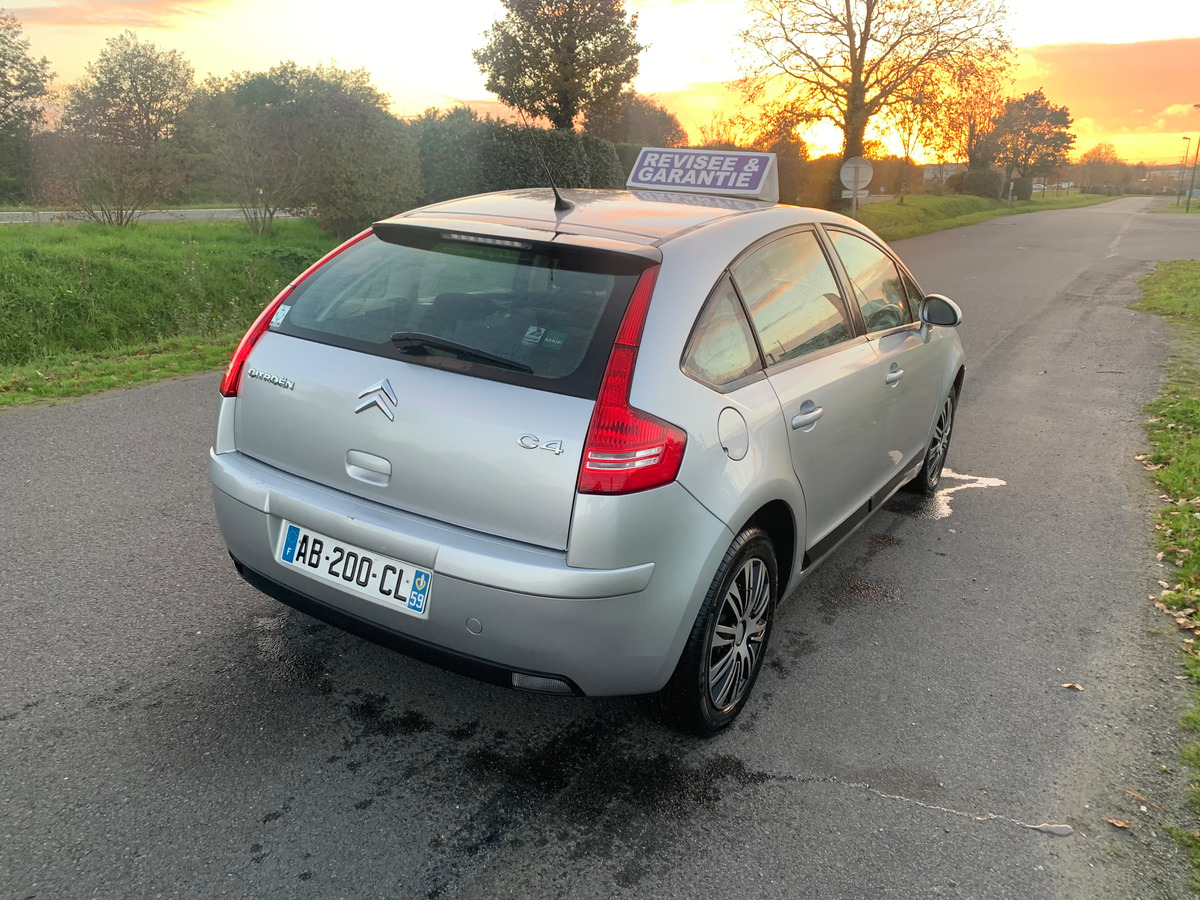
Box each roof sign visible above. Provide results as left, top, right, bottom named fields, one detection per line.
left=626, top=148, right=778, bottom=203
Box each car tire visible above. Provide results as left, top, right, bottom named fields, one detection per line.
left=906, top=385, right=957, bottom=495
left=662, top=527, right=778, bottom=736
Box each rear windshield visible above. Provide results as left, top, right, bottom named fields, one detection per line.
left=272, top=226, right=652, bottom=398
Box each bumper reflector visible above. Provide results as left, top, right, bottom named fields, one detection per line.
left=511, top=673, right=574, bottom=695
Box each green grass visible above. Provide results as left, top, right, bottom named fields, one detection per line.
left=1157, top=202, right=1200, bottom=216
left=1131, top=259, right=1200, bottom=888
left=859, top=192, right=1117, bottom=241
left=0, top=219, right=336, bottom=405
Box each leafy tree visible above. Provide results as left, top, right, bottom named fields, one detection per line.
left=197, top=64, right=421, bottom=238
left=583, top=90, right=686, bottom=146
left=66, top=31, right=193, bottom=145
left=740, top=0, right=1009, bottom=165
left=53, top=31, right=194, bottom=224
left=0, top=10, right=52, bottom=200
left=1076, top=142, right=1129, bottom=194
left=474, top=0, right=645, bottom=130
left=993, top=89, right=1074, bottom=182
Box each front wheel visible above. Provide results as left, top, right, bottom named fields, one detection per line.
left=663, top=527, right=778, bottom=736
left=906, top=386, right=957, bottom=495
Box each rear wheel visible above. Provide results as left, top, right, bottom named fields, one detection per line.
left=664, top=527, right=777, bottom=736
left=906, top=386, right=957, bottom=495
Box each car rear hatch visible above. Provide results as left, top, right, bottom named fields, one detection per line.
left=230, top=222, right=658, bottom=551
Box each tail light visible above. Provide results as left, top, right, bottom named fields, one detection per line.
left=578, top=266, right=687, bottom=495
left=219, top=228, right=374, bottom=397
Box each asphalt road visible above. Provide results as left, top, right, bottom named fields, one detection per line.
left=4, top=198, right=1200, bottom=899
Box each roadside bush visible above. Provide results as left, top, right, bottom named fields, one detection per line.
left=614, top=143, right=643, bottom=180
left=1012, top=177, right=1033, bottom=201
left=580, top=133, right=624, bottom=188
left=480, top=124, right=625, bottom=193
left=413, top=106, right=490, bottom=205
left=962, top=169, right=1002, bottom=200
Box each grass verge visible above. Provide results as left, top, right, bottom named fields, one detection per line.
left=1131, top=259, right=1200, bottom=885
left=859, top=192, right=1117, bottom=241
left=1157, top=203, right=1200, bottom=216
left=0, top=219, right=336, bottom=406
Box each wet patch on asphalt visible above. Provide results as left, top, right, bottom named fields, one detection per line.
left=401, top=723, right=776, bottom=898
left=869, top=531, right=905, bottom=555
left=821, top=575, right=895, bottom=608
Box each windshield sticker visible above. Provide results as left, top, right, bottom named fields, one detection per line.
left=522, top=326, right=546, bottom=346
left=542, top=331, right=566, bottom=351
left=270, top=304, right=291, bottom=328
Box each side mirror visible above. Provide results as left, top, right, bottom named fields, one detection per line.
left=919, top=294, right=962, bottom=328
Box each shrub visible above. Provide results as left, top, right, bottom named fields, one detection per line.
left=962, top=169, right=1002, bottom=199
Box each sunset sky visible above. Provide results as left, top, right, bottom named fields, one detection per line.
left=10, top=0, right=1200, bottom=164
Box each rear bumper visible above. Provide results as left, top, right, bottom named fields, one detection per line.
left=234, top=561, right=584, bottom=695
left=211, top=449, right=730, bottom=695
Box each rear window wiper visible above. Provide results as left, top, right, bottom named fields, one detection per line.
left=390, top=332, right=534, bottom=374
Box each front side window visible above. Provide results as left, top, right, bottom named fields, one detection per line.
left=731, top=230, right=851, bottom=367
left=682, top=276, right=761, bottom=387
left=828, top=230, right=915, bottom=334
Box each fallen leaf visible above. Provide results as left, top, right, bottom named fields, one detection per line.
left=1061, top=683, right=1084, bottom=691
left=1103, top=817, right=1134, bottom=829
left=1158, top=551, right=1166, bottom=561
left=1136, top=454, right=1148, bottom=461
left=1146, top=463, right=1164, bottom=471
left=1160, top=580, right=1171, bottom=588
left=1155, top=601, right=1168, bottom=611
left=1125, top=790, right=1165, bottom=811
left=1178, top=608, right=1196, bottom=616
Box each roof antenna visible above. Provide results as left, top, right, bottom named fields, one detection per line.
left=518, top=110, right=574, bottom=213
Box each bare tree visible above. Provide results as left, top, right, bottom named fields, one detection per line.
left=882, top=66, right=940, bottom=197
left=740, top=0, right=1009, bottom=166
left=929, top=51, right=1011, bottom=170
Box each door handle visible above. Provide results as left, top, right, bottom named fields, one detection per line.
left=791, top=407, right=824, bottom=429
left=885, top=366, right=904, bottom=385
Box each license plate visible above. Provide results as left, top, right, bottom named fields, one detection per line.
left=277, top=522, right=432, bottom=617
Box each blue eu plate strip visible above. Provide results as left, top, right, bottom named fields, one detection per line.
left=281, top=525, right=300, bottom=563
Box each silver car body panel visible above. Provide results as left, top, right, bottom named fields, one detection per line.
left=231, top=334, right=593, bottom=551
left=211, top=187, right=966, bottom=696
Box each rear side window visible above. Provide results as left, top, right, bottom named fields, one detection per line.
left=828, top=230, right=915, bottom=334
left=682, top=275, right=761, bottom=387
left=273, top=228, right=651, bottom=398
left=731, top=230, right=851, bottom=366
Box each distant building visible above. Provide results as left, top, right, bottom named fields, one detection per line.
left=922, top=163, right=959, bottom=183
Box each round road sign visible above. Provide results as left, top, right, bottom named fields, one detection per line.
left=840, top=157, right=874, bottom=191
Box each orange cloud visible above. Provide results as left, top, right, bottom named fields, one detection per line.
left=10, top=1, right=228, bottom=29
left=1014, top=37, right=1200, bottom=164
